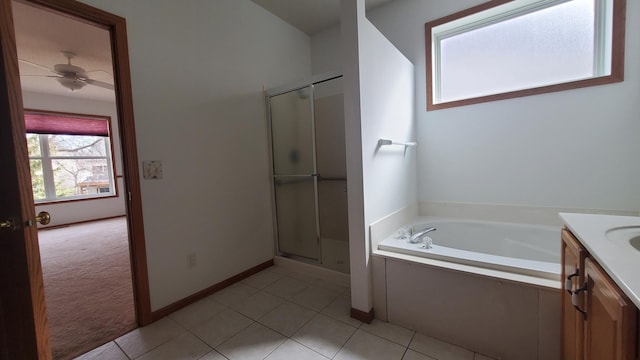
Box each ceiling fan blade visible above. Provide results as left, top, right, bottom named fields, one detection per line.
left=18, top=59, right=55, bottom=73
left=84, top=78, right=114, bottom=90
left=21, top=74, right=61, bottom=77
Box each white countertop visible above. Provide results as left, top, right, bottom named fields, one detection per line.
left=560, top=213, right=640, bottom=309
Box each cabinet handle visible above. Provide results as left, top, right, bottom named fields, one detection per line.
left=571, top=282, right=588, bottom=319
left=565, top=269, right=579, bottom=294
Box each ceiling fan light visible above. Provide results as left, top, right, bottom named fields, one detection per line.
left=57, top=77, right=86, bottom=91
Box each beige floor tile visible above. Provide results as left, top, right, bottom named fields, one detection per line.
left=216, top=322, right=286, bottom=360
left=115, top=317, right=185, bottom=359
left=265, top=339, right=330, bottom=360
left=259, top=301, right=317, bottom=337
left=334, top=329, right=406, bottom=360
left=289, top=285, right=341, bottom=311
left=197, top=350, right=227, bottom=360
left=209, top=283, right=259, bottom=307
left=241, top=268, right=285, bottom=289
left=73, top=342, right=128, bottom=360
left=191, top=308, right=253, bottom=348
left=136, top=332, right=211, bottom=360
left=229, top=290, right=284, bottom=320
left=403, top=349, right=437, bottom=360
left=409, top=333, right=474, bottom=360
left=292, top=313, right=357, bottom=358
left=321, top=294, right=362, bottom=328
left=263, top=276, right=310, bottom=300
left=474, top=353, right=497, bottom=360
left=359, top=319, right=414, bottom=347
left=169, top=297, right=227, bottom=330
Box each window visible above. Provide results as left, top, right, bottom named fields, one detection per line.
left=426, top=0, right=626, bottom=110
left=25, top=111, right=117, bottom=203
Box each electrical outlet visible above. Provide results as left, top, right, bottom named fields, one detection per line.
left=187, top=253, right=197, bottom=268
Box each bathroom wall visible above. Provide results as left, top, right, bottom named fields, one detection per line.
left=78, top=0, right=312, bottom=310
left=22, top=91, right=126, bottom=227
left=341, top=0, right=417, bottom=313
left=370, top=0, right=640, bottom=214
left=316, top=0, right=640, bottom=216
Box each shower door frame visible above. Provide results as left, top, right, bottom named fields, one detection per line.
left=265, top=71, right=343, bottom=264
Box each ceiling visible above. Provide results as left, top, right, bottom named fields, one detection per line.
left=251, top=0, right=396, bottom=35
left=12, top=1, right=115, bottom=102
left=11, top=0, right=394, bottom=102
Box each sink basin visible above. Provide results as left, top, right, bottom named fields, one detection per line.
left=606, top=226, right=640, bottom=252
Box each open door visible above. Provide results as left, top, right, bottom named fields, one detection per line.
left=1, top=0, right=151, bottom=358
left=0, top=0, right=51, bottom=358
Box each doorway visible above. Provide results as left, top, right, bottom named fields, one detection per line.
left=0, top=0, right=150, bottom=359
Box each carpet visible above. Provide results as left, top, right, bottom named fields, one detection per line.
left=38, top=217, right=137, bottom=360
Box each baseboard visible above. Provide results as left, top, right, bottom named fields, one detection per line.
left=350, top=307, right=374, bottom=324
left=151, top=259, right=274, bottom=322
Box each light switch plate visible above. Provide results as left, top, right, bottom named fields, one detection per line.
left=142, top=160, right=163, bottom=179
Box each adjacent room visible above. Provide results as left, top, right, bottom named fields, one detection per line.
left=1, top=0, right=638, bottom=359
left=12, top=2, right=136, bottom=359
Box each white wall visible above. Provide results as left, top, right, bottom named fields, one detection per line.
left=318, top=0, right=640, bottom=215
left=78, top=0, right=312, bottom=310
left=22, top=91, right=126, bottom=227
left=368, top=0, right=640, bottom=214
left=342, top=0, right=417, bottom=313
left=311, top=25, right=342, bottom=75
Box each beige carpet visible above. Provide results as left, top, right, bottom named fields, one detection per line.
left=38, top=217, right=137, bottom=360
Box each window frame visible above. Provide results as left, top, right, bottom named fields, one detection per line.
left=425, top=0, right=626, bottom=111
left=25, top=109, right=119, bottom=204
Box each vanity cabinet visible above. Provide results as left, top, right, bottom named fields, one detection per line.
left=561, top=228, right=638, bottom=360
left=562, top=229, right=587, bottom=360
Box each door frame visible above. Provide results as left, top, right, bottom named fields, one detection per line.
left=20, top=0, right=152, bottom=325
left=1, top=0, right=151, bottom=356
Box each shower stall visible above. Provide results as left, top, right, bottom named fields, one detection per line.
left=266, top=74, right=349, bottom=273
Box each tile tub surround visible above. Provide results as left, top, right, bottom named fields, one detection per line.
left=376, top=257, right=561, bottom=360
left=75, top=265, right=499, bottom=360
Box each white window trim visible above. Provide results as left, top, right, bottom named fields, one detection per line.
left=29, top=133, right=116, bottom=203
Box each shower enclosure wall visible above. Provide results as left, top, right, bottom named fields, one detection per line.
left=266, top=74, right=349, bottom=273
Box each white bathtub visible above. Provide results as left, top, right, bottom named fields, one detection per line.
left=378, top=218, right=561, bottom=280
left=371, top=214, right=562, bottom=359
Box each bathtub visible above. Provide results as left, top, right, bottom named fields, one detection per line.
left=372, top=217, right=563, bottom=359
left=378, top=218, right=562, bottom=281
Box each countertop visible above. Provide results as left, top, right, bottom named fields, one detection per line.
left=560, top=213, right=640, bottom=309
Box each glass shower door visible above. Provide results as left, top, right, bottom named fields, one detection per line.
left=269, top=86, right=320, bottom=260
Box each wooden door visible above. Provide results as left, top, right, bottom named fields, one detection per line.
left=0, top=0, right=51, bottom=358
left=561, top=228, right=587, bottom=360
left=584, top=258, right=637, bottom=360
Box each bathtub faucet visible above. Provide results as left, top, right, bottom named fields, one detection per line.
left=409, top=227, right=436, bottom=244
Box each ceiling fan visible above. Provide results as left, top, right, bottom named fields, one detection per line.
left=19, top=51, right=114, bottom=92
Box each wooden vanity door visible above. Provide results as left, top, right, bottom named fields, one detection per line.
left=583, top=258, right=637, bottom=360
left=561, top=229, right=587, bottom=360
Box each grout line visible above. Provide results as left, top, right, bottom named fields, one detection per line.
left=287, top=337, right=332, bottom=359
left=112, top=341, right=132, bottom=360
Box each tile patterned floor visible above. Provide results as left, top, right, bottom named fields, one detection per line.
left=74, top=266, right=496, bottom=360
